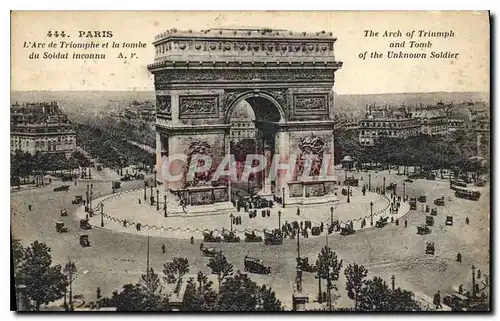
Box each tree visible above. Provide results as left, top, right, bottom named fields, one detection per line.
left=163, top=257, right=189, bottom=284
left=344, top=263, right=368, bottom=310
left=18, top=241, right=68, bottom=310
left=216, top=271, right=282, bottom=311
left=207, top=251, right=234, bottom=288
left=315, top=246, right=343, bottom=308
left=139, top=268, right=163, bottom=295
left=358, top=276, right=421, bottom=311
left=63, top=261, right=77, bottom=311
left=183, top=272, right=218, bottom=311
left=12, top=239, right=25, bottom=282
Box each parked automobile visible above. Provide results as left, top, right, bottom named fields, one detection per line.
left=244, top=256, right=271, bottom=275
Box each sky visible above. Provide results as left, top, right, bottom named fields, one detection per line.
left=11, top=11, right=490, bottom=95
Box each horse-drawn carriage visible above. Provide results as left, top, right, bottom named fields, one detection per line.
left=387, top=183, right=397, bottom=191
left=222, top=230, right=240, bottom=243
left=418, top=195, right=427, bottom=203
left=203, top=231, right=222, bottom=243
left=416, top=224, right=431, bottom=235
left=244, top=231, right=262, bottom=243
left=426, top=216, right=434, bottom=226
left=431, top=208, right=438, bottom=216
left=426, top=242, right=435, bottom=255
left=244, top=256, right=271, bottom=275
left=311, top=226, right=321, bottom=236
left=264, top=229, right=283, bottom=245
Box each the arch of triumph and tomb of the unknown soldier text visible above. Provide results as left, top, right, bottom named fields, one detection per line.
left=147, top=28, right=343, bottom=215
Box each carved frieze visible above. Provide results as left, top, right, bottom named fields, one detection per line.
left=293, top=93, right=329, bottom=116
left=154, top=69, right=334, bottom=88
left=156, top=95, right=172, bottom=119
left=179, top=95, right=219, bottom=119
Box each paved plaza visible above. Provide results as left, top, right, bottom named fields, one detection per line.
left=12, top=169, right=490, bottom=310
left=78, top=183, right=410, bottom=240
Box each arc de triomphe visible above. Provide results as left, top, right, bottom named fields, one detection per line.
left=147, top=28, right=342, bottom=215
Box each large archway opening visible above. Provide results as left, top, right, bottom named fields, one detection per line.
left=228, top=95, right=282, bottom=198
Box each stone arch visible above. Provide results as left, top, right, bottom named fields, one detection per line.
left=224, top=90, right=286, bottom=124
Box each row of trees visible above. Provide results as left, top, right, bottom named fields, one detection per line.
left=11, top=239, right=426, bottom=311
left=335, top=130, right=488, bottom=175
left=74, top=123, right=155, bottom=169
left=10, top=150, right=91, bottom=186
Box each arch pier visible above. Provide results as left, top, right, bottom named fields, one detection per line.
left=147, top=28, right=343, bottom=215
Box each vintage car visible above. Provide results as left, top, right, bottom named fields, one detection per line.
left=426, top=242, right=435, bottom=255
left=425, top=216, right=435, bottom=226
left=222, top=231, right=240, bottom=243
left=55, top=221, right=68, bottom=233
left=203, top=231, right=222, bottom=243
left=375, top=217, right=389, bottom=228
left=60, top=209, right=68, bottom=217
left=409, top=197, right=417, bottom=210
left=430, top=208, right=438, bottom=216
left=80, top=235, right=91, bottom=247
left=311, top=226, right=321, bottom=236
left=53, top=185, right=70, bottom=192
left=446, top=216, right=454, bottom=226
left=386, top=183, right=397, bottom=191
left=120, top=175, right=131, bottom=182
left=244, top=231, right=263, bottom=243
left=344, top=177, right=359, bottom=187
left=296, top=257, right=316, bottom=273
left=264, top=229, right=283, bottom=245
left=434, top=197, right=445, bottom=206
left=404, top=178, right=414, bottom=183
left=418, top=195, right=427, bottom=203
left=80, top=219, right=92, bottom=230
left=72, top=195, right=83, bottom=205
left=244, top=256, right=271, bottom=275
left=417, top=224, right=431, bottom=235
left=112, top=181, right=121, bottom=190
left=200, top=245, right=217, bottom=257
left=340, top=223, right=355, bottom=236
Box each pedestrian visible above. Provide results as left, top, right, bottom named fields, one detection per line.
left=477, top=269, right=481, bottom=279
left=74, top=180, right=77, bottom=186
left=456, top=252, right=462, bottom=262
left=297, top=208, right=301, bottom=216
left=162, top=243, right=166, bottom=254
left=123, top=219, right=127, bottom=227
left=28, top=204, right=32, bottom=211
left=433, top=291, right=442, bottom=309
left=459, top=284, right=463, bottom=294
left=200, top=242, right=204, bottom=251
left=190, top=236, right=194, bottom=244
left=404, top=219, right=408, bottom=228
left=466, top=217, right=470, bottom=225
left=138, top=198, right=141, bottom=204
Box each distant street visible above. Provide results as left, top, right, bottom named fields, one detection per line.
left=11, top=169, right=490, bottom=309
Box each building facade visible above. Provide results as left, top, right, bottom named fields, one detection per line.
left=358, top=105, right=420, bottom=146
left=11, top=101, right=76, bottom=157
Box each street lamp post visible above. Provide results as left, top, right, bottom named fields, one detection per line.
left=150, top=186, right=154, bottom=205
left=229, top=213, right=234, bottom=232
left=330, top=206, right=334, bottom=225
left=347, top=185, right=350, bottom=203
left=282, top=187, right=286, bottom=208
left=278, top=211, right=281, bottom=231
left=144, top=182, right=147, bottom=201
left=164, top=195, right=167, bottom=217
left=100, top=203, right=104, bottom=227
left=368, top=173, right=371, bottom=192
left=156, top=189, right=160, bottom=211
left=391, top=275, right=395, bottom=291
left=472, top=265, right=476, bottom=297
left=370, top=201, right=374, bottom=226
left=154, top=170, right=157, bottom=188
left=383, top=177, right=386, bottom=195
